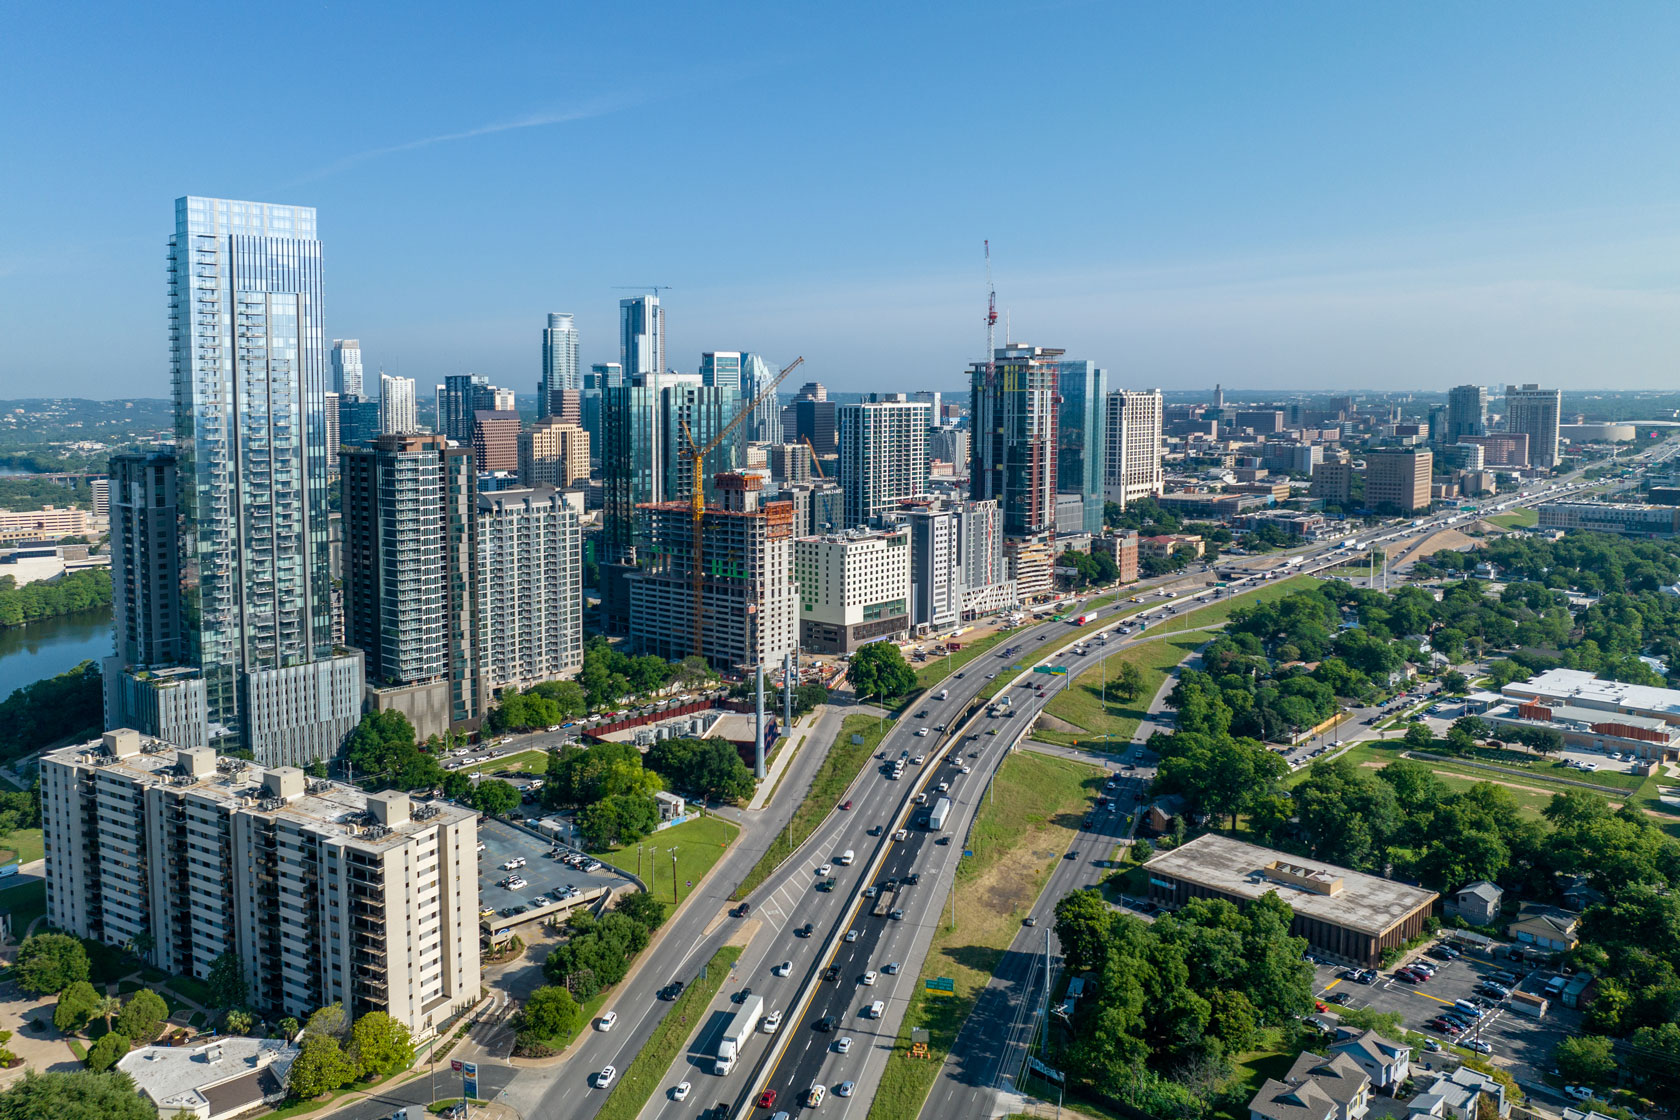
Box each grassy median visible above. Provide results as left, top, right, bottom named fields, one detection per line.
left=595, top=945, right=744, bottom=1120
left=866, top=750, right=1103, bottom=1120
left=732, top=714, right=894, bottom=900
left=595, top=815, right=740, bottom=919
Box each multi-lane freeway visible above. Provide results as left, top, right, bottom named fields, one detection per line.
left=319, top=443, right=1676, bottom=1120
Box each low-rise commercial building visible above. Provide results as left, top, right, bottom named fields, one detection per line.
left=1537, top=501, right=1680, bottom=537
left=1143, top=835, right=1437, bottom=967
left=1482, top=668, right=1680, bottom=760
left=43, top=730, right=480, bottom=1040
left=0, top=504, right=94, bottom=544
left=118, top=1038, right=297, bottom=1120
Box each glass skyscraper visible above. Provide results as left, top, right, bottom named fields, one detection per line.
left=699, top=351, right=742, bottom=391
left=620, top=294, right=665, bottom=377
left=132, top=196, right=363, bottom=763
left=540, top=312, right=579, bottom=413
left=1056, top=359, right=1108, bottom=535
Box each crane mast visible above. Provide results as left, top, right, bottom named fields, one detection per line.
left=680, top=357, right=805, bottom=659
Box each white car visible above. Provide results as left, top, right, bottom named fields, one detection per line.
left=894, top=828, right=908, bottom=841
left=836, top=1036, right=853, bottom=1054
left=673, top=1082, right=691, bottom=1102
left=1563, top=1087, right=1594, bottom=1102
left=817, top=863, right=833, bottom=875
left=863, top=970, right=877, bottom=985
left=863, top=886, right=878, bottom=898
left=596, top=1065, right=616, bottom=1088
left=960, top=765, right=972, bottom=774
left=845, top=928, right=859, bottom=943
left=884, top=961, right=900, bottom=974
left=774, top=960, right=792, bottom=976
left=507, top=877, right=527, bottom=890
left=596, top=1011, right=617, bottom=1031
left=937, top=782, right=950, bottom=793
left=915, top=728, right=930, bottom=737
left=762, top=1009, right=784, bottom=1032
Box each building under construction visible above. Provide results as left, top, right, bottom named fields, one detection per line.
left=627, top=473, right=800, bottom=672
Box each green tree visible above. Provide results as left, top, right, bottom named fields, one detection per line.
left=304, top=1002, right=349, bottom=1039
left=1053, top=889, right=1114, bottom=974
left=1625, top=1021, right=1680, bottom=1097
left=1114, top=660, right=1146, bottom=702
left=1440, top=669, right=1469, bottom=694
left=511, top=986, right=584, bottom=1042
left=223, top=1008, right=255, bottom=1035
left=348, top=1012, right=413, bottom=1078
left=15, top=933, right=90, bottom=996
left=847, top=641, right=917, bottom=700
left=207, top=950, right=246, bottom=1009
left=93, top=995, right=121, bottom=1035
left=1402, top=722, right=1434, bottom=751
left=344, top=709, right=417, bottom=777
left=576, top=792, right=660, bottom=849
left=275, top=1017, right=302, bottom=1040
left=0, top=1070, right=157, bottom=1120
left=615, top=889, right=668, bottom=930
left=114, top=990, right=168, bottom=1044
left=1552, top=1035, right=1617, bottom=1087
left=53, top=981, right=101, bottom=1034
left=84, top=1032, right=129, bottom=1073
left=469, top=779, right=521, bottom=817
left=287, top=1034, right=358, bottom=1099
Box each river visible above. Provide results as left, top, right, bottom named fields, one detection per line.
left=0, top=608, right=111, bottom=699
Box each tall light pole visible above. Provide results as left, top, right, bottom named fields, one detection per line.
left=668, top=846, right=680, bottom=904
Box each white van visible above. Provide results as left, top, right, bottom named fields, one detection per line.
left=838, top=849, right=855, bottom=866
left=868, top=1000, right=884, bottom=1019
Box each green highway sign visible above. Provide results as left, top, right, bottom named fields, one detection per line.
left=1032, top=666, right=1055, bottom=675
left=925, top=977, right=955, bottom=993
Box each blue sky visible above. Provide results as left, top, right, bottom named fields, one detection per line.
left=3, top=1, right=1679, bottom=398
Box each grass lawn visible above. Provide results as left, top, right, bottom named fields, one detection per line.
left=0, top=879, right=45, bottom=941
left=595, top=945, right=743, bottom=1120
left=1212, top=1049, right=1298, bottom=1120
left=1287, top=740, right=1585, bottom=819
left=1038, top=631, right=1211, bottom=747
left=1629, top=776, right=1680, bottom=840
left=492, top=749, right=550, bottom=775
left=866, top=750, right=1103, bottom=1120
left=1487, top=508, right=1539, bottom=529
left=594, top=815, right=739, bottom=919
left=0, top=829, right=43, bottom=865
left=164, top=974, right=213, bottom=1007
left=732, top=714, right=893, bottom=900
left=1142, top=575, right=1321, bottom=639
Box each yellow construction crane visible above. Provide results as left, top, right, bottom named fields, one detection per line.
left=680, top=357, right=805, bottom=658
left=802, top=436, right=825, bottom=480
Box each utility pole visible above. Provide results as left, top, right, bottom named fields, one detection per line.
left=754, top=661, right=767, bottom=779
left=669, top=847, right=679, bottom=904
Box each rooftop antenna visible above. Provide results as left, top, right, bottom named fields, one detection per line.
left=984, top=240, right=998, bottom=386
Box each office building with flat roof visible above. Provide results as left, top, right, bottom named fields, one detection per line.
left=1144, top=834, right=1437, bottom=967
left=794, top=527, right=911, bottom=653
left=1104, top=389, right=1165, bottom=509
left=1538, top=501, right=1680, bottom=538
left=1505, top=384, right=1561, bottom=469
left=1057, top=360, right=1108, bottom=535
left=970, top=344, right=1061, bottom=537
left=43, top=730, right=480, bottom=1040
left=1364, top=448, right=1432, bottom=514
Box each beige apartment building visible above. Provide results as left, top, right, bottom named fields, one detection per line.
left=519, top=418, right=591, bottom=488
left=41, top=730, right=480, bottom=1040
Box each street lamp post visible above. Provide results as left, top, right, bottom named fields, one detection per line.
left=668, top=846, right=679, bottom=904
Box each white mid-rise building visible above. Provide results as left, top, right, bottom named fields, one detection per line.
left=477, top=487, right=583, bottom=693
left=380, top=374, right=418, bottom=436
left=794, top=527, right=912, bottom=653
left=837, top=396, right=931, bottom=529
left=42, top=730, right=480, bottom=1040
left=1104, top=389, right=1165, bottom=508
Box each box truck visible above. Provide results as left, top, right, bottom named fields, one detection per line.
left=714, top=994, right=764, bottom=1075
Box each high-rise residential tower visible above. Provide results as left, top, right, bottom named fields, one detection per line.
left=116, top=196, right=363, bottom=766
left=380, top=373, right=418, bottom=436
left=741, top=353, right=783, bottom=444
left=540, top=312, right=580, bottom=414
left=1056, top=360, right=1108, bottom=535
left=968, top=344, right=1062, bottom=537
left=619, top=294, right=665, bottom=377
left=477, top=487, right=583, bottom=692
left=699, top=351, right=743, bottom=391
left=1505, top=384, right=1562, bottom=469
left=342, top=434, right=483, bottom=737
left=331, top=339, right=364, bottom=397
left=1104, top=389, right=1165, bottom=509
left=838, top=395, right=931, bottom=528
left=1445, top=385, right=1488, bottom=443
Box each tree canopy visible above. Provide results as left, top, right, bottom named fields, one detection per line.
left=848, top=641, right=917, bottom=700
left=15, top=933, right=89, bottom=996
left=0, top=1070, right=157, bottom=1120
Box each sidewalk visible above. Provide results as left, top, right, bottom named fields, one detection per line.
left=746, top=711, right=818, bottom=812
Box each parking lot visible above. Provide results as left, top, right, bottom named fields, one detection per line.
left=476, top=817, right=635, bottom=931
left=1311, top=939, right=1581, bottom=1083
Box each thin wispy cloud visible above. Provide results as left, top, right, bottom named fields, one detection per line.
left=285, top=93, right=648, bottom=186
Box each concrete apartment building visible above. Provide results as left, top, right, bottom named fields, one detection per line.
left=476, top=487, right=583, bottom=694
left=341, top=434, right=483, bottom=738
left=888, top=503, right=961, bottom=633
left=1104, top=389, right=1165, bottom=509
left=519, top=418, right=591, bottom=488
left=1364, top=448, right=1432, bottom=513
left=955, top=499, right=1015, bottom=616
left=794, top=526, right=912, bottom=653
left=42, top=730, right=480, bottom=1040
left=837, top=396, right=931, bottom=529
left=1310, top=455, right=1355, bottom=505
left=1505, top=384, right=1562, bottom=469
left=1459, top=432, right=1529, bottom=468
left=627, top=473, right=800, bottom=671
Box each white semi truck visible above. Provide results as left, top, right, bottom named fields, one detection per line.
left=714, top=994, right=764, bottom=1075
left=927, top=795, right=953, bottom=831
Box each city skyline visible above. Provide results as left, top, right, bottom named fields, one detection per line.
left=6, top=5, right=1680, bottom=397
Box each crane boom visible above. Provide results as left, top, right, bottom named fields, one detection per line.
left=682, top=357, right=805, bottom=658
left=803, top=436, right=825, bottom=480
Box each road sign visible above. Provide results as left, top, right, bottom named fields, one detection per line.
left=1027, top=1057, right=1065, bottom=1084
left=925, top=977, right=955, bottom=993
left=451, top=1059, right=463, bottom=1073
left=1032, top=665, right=1054, bottom=675
left=462, top=1060, right=479, bottom=1099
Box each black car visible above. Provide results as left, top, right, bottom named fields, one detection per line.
left=733, top=987, right=753, bottom=1004
left=822, top=965, right=840, bottom=982
left=955, top=672, right=965, bottom=678
left=814, top=1015, right=836, bottom=1032
left=797, top=922, right=814, bottom=938
left=903, top=872, right=920, bottom=886
left=883, top=877, right=898, bottom=889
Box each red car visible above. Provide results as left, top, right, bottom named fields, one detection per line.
left=757, top=1089, right=778, bottom=1109
left=1394, top=969, right=1419, bottom=984
left=840, top=800, right=853, bottom=810
left=1314, top=1001, right=1327, bottom=1012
